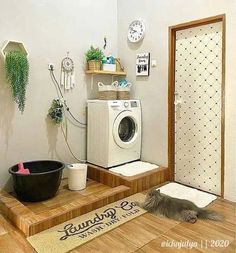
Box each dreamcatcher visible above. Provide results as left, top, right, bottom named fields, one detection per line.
left=60, top=52, right=75, bottom=90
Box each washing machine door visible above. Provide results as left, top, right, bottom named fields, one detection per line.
left=113, top=110, right=139, bottom=149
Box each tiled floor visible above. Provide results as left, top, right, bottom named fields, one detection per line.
left=0, top=189, right=235, bottom=253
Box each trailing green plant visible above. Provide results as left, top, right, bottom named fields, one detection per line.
left=85, top=46, right=104, bottom=62
left=48, top=99, right=64, bottom=124
left=5, top=51, right=29, bottom=113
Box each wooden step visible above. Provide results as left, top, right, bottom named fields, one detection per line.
left=0, top=179, right=130, bottom=236
left=0, top=165, right=170, bottom=236
left=87, top=164, right=170, bottom=194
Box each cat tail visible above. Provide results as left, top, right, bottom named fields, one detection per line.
left=198, top=209, right=223, bottom=221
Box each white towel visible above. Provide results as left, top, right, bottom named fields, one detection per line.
left=157, top=182, right=217, bottom=208
left=109, top=161, right=159, bottom=177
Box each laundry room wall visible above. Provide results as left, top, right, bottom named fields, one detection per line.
left=117, top=0, right=236, bottom=201
left=0, top=0, right=118, bottom=190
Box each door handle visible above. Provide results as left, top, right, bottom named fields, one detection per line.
left=174, top=99, right=182, bottom=105
left=174, top=92, right=182, bottom=119
left=174, top=90, right=182, bottom=106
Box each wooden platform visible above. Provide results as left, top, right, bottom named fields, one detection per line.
left=0, top=189, right=235, bottom=253
left=0, top=164, right=169, bottom=236
left=87, top=164, right=170, bottom=195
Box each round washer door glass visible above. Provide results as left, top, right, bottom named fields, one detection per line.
left=113, top=111, right=139, bottom=149
left=118, top=116, right=136, bottom=142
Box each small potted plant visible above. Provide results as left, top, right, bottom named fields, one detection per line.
left=85, top=46, right=104, bottom=71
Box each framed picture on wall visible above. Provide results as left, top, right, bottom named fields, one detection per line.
left=136, top=53, right=150, bottom=76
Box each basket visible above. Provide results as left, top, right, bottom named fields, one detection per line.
left=88, top=60, right=101, bottom=71
left=98, top=81, right=118, bottom=100
left=117, top=90, right=130, bottom=100
left=117, top=83, right=132, bottom=100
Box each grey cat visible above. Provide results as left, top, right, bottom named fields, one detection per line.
left=136, top=189, right=223, bottom=223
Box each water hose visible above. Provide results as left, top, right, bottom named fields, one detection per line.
left=49, top=67, right=87, bottom=163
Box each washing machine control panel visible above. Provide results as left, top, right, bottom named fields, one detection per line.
left=130, top=101, right=138, bottom=107
left=109, top=101, right=123, bottom=110
left=109, top=100, right=140, bottom=110
left=123, top=101, right=139, bottom=108
left=124, top=101, right=129, bottom=108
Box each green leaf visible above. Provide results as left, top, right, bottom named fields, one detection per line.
left=85, top=46, right=104, bottom=62
left=5, top=51, right=29, bottom=113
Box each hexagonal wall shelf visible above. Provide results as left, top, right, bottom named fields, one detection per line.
left=1, top=40, right=29, bottom=61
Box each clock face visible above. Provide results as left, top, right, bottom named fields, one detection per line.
left=127, top=20, right=145, bottom=43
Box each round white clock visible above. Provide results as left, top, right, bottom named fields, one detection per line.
left=127, top=20, right=145, bottom=43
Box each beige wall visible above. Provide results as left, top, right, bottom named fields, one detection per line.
left=117, top=0, right=236, bottom=201
left=0, top=0, right=118, bottom=190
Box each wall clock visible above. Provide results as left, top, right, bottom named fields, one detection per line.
left=127, top=20, right=145, bottom=43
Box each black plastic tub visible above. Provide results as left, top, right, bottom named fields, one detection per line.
left=9, top=160, right=65, bottom=202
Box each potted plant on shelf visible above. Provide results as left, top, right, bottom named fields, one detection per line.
left=5, top=51, right=29, bottom=113
left=85, top=46, right=104, bottom=71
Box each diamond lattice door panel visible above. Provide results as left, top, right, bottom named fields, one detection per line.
left=174, top=22, right=222, bottom=195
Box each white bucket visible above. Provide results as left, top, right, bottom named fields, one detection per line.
left=68, top=163, right=87, bottom=191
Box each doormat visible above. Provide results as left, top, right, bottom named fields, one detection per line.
left=157, top=182, right=217, bottom=208
left=27, top=193, right=146, bottom=253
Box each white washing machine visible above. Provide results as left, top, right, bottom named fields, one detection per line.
left=87, top=100, right=141, bottom=168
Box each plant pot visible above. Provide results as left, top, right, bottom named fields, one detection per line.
left=88, top=60, right=101, bottom=71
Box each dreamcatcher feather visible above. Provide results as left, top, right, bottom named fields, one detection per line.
left=60, top=52, right=75, bottom=90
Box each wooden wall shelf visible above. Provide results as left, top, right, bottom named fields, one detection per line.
left=85, top=70, right=127, bottom=88
left=85, top=70, right=126, bottom=76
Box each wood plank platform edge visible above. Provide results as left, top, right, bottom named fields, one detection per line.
left=0, top=185, right=130, bottom=236
left=87, top=164, right=170, bottom=194
left=0, top=165, right=170, bottom=236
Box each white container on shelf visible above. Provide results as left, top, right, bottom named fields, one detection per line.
left=102, top=63, right=116, bottom=71
left=67, top=163, right=87, bottom=191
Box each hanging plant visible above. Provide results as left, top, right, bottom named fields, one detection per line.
left=5, top=51, right=29, bottom=113
left=48, top=99, right=64, bottom=124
